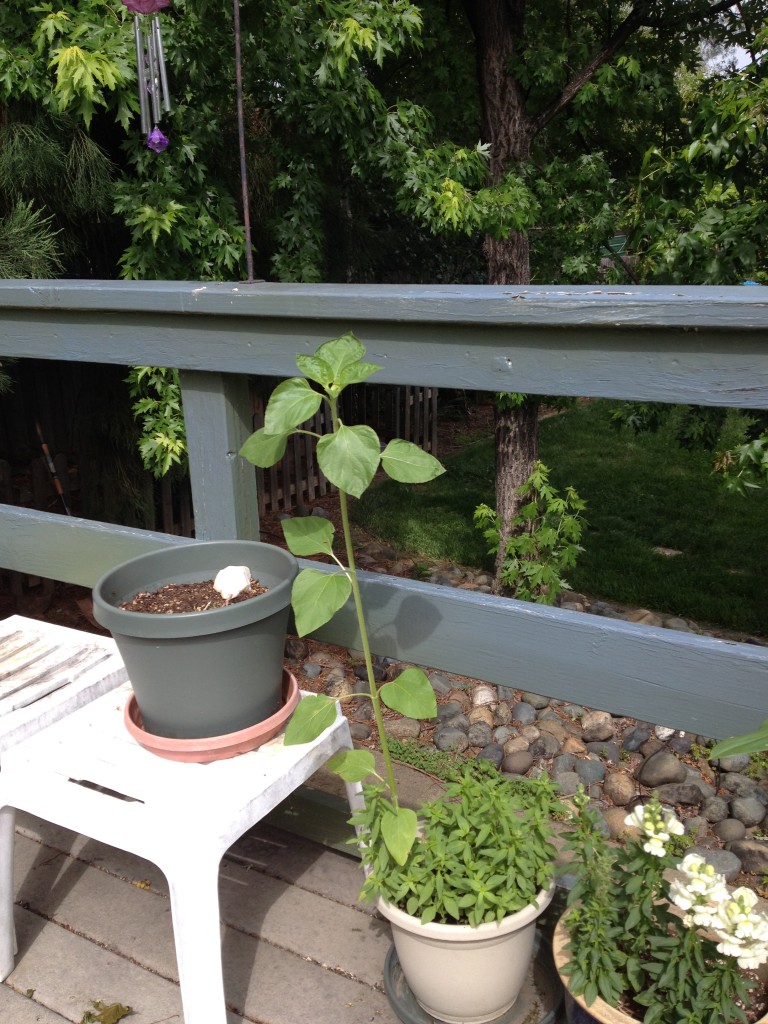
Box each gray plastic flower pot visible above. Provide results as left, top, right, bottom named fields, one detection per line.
left=92, top=540, right=298, bottom=739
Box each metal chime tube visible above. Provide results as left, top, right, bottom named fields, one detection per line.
left=146, top=20, right=161, bottom=123
left=134, top=15, right=151, bottom=135
left=152, top=16, right=171, bottom=113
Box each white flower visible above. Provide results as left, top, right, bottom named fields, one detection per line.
left=714, top=887, right=768, bottom=970
left=643, top=835, right=669, bottom=857
left=624, top=801, right=683, bottom=856
left=213, top=565, right=252, bottom=601
left=671, top=854, right=731, bottom=928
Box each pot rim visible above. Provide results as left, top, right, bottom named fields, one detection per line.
left=377, top=882, right=555, bottom=940
left=92, top=539, right=298, bottom=638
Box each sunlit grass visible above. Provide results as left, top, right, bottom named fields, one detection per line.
left=353, top=401, right=768, bottom=636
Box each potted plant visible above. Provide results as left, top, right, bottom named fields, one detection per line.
left=92, top=538, right=299, bottom=749
left=239, top=333, right=563, bottom=1022
left=552, top=788, right=768, bottom=1024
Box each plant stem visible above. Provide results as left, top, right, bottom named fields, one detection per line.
left=330, top=397, right=400, bottom=807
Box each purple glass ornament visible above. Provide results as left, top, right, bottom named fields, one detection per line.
left=122, top=0, right=170, bottom=13
left=147, top=126, right=169, bottom=152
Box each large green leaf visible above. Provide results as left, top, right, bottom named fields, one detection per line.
left=710, top=718, right=768, bottom=759
left=239, top=428, right=288, bottom=468
left=381, top=439, right=445, bottom=484
left=336, top=360, right=382, bottom=389
left=314, top=333, right=365, bottom=378
left=380, top=667, right=437, bottom=719
left=292, top=568, right=352, bottom=636
left=317, top=424, right=381, bottom=497
left=381, top=806, right=418, bottom=866
left=283, top=693, right=338, bottom=745
left=295, top=354, right=334, bottom=390
left=264, top=378, right=323, bottom=434
left=282, top=516, right=335, bottom=557
left=327, top=748, right=377, bottom=781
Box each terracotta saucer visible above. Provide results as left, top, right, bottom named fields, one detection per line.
left=124, top=670, right=300, bottom=763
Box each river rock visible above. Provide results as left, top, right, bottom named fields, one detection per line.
left=468, top=721, right=494, bottom=748
left=530, top=733, right=561, bottom=758
left=553, top=753, right=577, bottom=774
left=637, top=749, right=687, bottom=786
left=521, top=692, right=551, bottom=709
left=730, top=796, right=767, bottom=828
left=586, top=741, right=620, bottom=763
left=447, top=689, right=472, bottom=713
left=384, top=717, right=421, bottom=740
left=553, top=771, right=581, bottom=796
left=476, top=744, right=505, bottom=767
left=728, top=840, right=768, bottom=874
left=717, top=754, right=751, bottom=773
left=561, top=736, right=588, bottom=755
left=655, top=782, right=704, bottom=806
left=622, top=726, right=651, bottom=752
left=691, top=847, right=742, bottom=883
left=435, top=727, right=469, bottom=753
left=575, top=758, right=606, bottom=785
left=581, top=710, right=614, bottom=742
left=721, top=773, right=758, bottom=797
left=349, top=722, right=372, bottom=741
left=494, top=703, right=513, bottom=726
left=349, top=698, right=374, bottom=721
left=285, top=637, right=309, bottom=660
left=504, top=736, right=530, bottom=754
left=713, top=819, right=747, bottom=843
left=603, top=772, right=636, bottom=806
left=493, top=726, right=516, bottom=745
left=538, top=720, right=569, bottom=743
left=502, top=751, right=534, bottom=775
left=468, top=706, right=495, bottom=728
left=701, top=796, right=730, bottom=823
left=472, top=683, right=497, bottom=707
left=603, top=807, right=634, bottom=839
left=511, top=702, right=537, bottom=726
left=428, top=671, right=454, bottom=697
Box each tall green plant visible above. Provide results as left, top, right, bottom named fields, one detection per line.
left=474, top=460, right=586, bottom=605
left=240, top=333, right=443, bottom=863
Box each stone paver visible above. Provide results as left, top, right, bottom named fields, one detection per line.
left=6, top=816, right=400, bottom=1024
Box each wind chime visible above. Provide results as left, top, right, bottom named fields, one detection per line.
left=121, top=0, right=172, bottom=152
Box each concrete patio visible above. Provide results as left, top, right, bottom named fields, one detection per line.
left=4, top=806, right=401, bottom=1024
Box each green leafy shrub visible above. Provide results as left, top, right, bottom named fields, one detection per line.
left=474, top=460, right=586, bottom=604
left=355, top=762, right=562, bottom=926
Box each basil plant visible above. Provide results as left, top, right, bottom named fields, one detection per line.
left=240, top=333, right=444, bottom=864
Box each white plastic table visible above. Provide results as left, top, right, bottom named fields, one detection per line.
left=0, top=677, right=359, bottom=1024
left=0, top=614, right=128, bottom=965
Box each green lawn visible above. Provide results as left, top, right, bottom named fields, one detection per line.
left=353, top=401, right=768, bottom=637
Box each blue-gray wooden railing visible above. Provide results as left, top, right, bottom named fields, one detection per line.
left=0, top=280, right=766, bottom=741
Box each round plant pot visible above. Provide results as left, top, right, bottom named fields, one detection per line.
left=377, top=884, right=555, bottom=1024
left=92, top=540, right=298, bottom=740
left=552, top=915, right=768, bottom=1024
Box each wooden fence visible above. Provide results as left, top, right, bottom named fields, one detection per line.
left=0, top=280, right=766, bottom=740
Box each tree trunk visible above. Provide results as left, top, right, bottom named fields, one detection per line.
left=492, top=398, right=539, bottom=591
left=464, top=0, right=540, bottom=593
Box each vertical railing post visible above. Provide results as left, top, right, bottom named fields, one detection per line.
left=179, top=370, right=259, bottom=540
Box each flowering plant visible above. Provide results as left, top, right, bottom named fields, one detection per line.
left=561, top=789, right=768, bottom=1024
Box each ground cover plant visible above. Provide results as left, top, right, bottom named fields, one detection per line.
left=353, top=400, right=768, bottom=637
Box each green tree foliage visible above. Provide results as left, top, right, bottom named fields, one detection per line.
left=626, top=34, right=767, bottom=285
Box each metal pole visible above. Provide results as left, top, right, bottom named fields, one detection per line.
left=233, top=0, right=254, bottom=282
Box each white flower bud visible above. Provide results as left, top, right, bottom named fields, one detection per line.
left=213, top=565, right=252, bottom=601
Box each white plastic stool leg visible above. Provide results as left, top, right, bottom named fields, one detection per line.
left=0, top=804, right=17, bottom=979
left=163, top=851, right=228, bottom=1024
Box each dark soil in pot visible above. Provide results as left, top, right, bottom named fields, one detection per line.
left=121, top=578, right=268, bottom=614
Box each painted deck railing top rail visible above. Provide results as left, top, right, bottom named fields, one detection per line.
left=0, top=281, right=766, bottom=740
